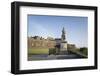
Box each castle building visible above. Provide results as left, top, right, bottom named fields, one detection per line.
left=28, top=27, right=76, bottom=55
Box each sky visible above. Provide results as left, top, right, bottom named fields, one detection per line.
left=28, top=15, right=88, bottom=48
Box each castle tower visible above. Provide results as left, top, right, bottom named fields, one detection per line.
left=61, top=27, right=66, bottom=41
left=60, top=27, right=67, bottom=52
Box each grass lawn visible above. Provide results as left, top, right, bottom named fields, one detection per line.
left=28, top=48, right=49, bottom=55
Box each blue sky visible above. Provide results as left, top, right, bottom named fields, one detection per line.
left=28, top=15, right=88, bottom=48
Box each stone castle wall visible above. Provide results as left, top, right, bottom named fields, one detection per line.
left=28, top=37, right=76, bottom=51
left=28, top=37, right=56, bottom=49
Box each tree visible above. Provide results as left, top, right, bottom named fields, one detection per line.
left=80, top=47, right=88, bottom=55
